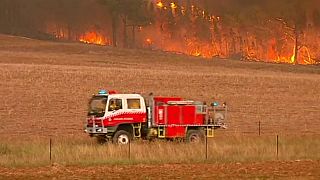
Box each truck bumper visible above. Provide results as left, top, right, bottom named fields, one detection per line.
left=85, top=127, right=108, bottom=134
left=85, top=126, right=117, bottom=134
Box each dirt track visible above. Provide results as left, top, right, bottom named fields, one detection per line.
left=0, top=160, right=319, bottom=179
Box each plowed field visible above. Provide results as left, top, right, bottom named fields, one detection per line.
left=0, top=34, right=320, bottom=179
left=1, top=34, right=319, bottom=139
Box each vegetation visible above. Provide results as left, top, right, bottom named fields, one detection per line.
left=0, top=0, right=319, bottom=63
left=0, top=135, right=319, bottom=167
left=98, top=0, right=153, bottom=47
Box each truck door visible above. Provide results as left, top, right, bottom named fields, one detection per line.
left=105, top=98, right=124, bottom=117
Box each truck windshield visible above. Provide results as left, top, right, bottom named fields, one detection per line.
left=88, top=96, right=108, bottom=117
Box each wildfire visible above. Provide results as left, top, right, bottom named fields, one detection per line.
left=156, top=2, right=164, bottom=8
left=146, top=38, right=152, bottom=44
left=43, top=1, right=318, bottom=65
left=272, top=45, right=316, bottom=65
left=170, top=2, right=177, bottom=9
left=290, top=45, right=296, bottom=64
left=299, top=46, right=314, bottom=64
left=79, top=31, right=107, bottom=45
left=144, top=38, right=153, bottom=48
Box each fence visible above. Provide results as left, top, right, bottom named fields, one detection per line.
left=41, top=134, right=316, bottom=166
left=1, top=119, right=319, bottom=167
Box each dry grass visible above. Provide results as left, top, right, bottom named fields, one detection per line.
left=0, top=135, right=319, bottom=167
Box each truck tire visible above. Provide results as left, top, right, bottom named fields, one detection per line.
left=113, top=130, right=132, bottom=145
left=186, top=130, right=204, bottom=143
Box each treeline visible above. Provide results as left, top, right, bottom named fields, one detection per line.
left=2, top=0, right=319, bottom=39
left=202, top=0, right=320, bottom=63
left=0, top=0, right=319, bottom=63
left=0, top=0, right=106, bottom=39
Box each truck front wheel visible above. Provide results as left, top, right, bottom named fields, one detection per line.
left=113, top=130, right=132, bottom=145
left=186, top=130, right=204, bottom=143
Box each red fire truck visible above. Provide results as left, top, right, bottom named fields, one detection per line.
left=85, top=90, right=227, bottom=144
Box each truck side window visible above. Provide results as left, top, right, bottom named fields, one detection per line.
left=127, top=99, right=141, bottom=109
left=108, top=99, right=122, bottom=111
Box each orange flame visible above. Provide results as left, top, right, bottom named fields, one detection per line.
left=290, top=45, right=296, bottom=64
left=146, top=38, right=152, bottom=44
left=44, top=2, right=318, bottom=65
left=156, top=2, right=164, bottom=8
left=299, top=46, right=314, bottom=64
left=170, top=2, right=177, bottom=9
left=79, top=31, right=107, bottom=45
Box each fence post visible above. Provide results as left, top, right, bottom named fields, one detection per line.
left=276, top=135, right=279, bottom=160
left=258, top=121, right=261, bottom=136
left=49, top=138, right=52, bottom=163
left=128, top=139, right=131, bottom=160
left=205, top=129, right=208, bottom=160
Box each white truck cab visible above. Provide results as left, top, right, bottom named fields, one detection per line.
left=105, top=94, right=147, bottom=117
left=87, top=90, right=146, bottom=118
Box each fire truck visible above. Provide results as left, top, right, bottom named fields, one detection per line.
left=85, top=90, right=227, bottom=144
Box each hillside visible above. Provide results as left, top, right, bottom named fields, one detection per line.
left=0, top=34, right=320, bottom=139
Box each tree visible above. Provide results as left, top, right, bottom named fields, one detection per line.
left=204, top=0, right=269, bottom=60
left=124, top=0, right=153, bottom=48
left=263, top=0, right=309, bottom=64
left=99, top=0, right=153, bottom=47
left=312, top=8, right=320, bottom=27
left=99, top=0, right=121, bottom=47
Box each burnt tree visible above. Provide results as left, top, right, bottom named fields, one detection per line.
left=99, top=0, right=152, bottom=48
left=265, top=0, right=308, bottom=64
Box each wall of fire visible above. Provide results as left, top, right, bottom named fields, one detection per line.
left=0, top=0, right=319, bottom=64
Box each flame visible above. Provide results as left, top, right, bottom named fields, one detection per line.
left=146, top=38, right=152, bottom=44
left=144, top=38, right=153, bottom=48
left=290, top=45, right=296, bottom=64
left=180, top=6, right=186, bottom=15
left=192, top=51, right=201, bottom=56
left=156, top=2, right=164, bottom=8
left=170, top=2, right=177, bottom=9
left=299, top=46, right=314, bottom=64
left=191, top=5, right=195, bottom=13
left=43, top=1, right=318, bottom=65
left=274, top=45, right=315, bottom=65
left=79, top=31, right=107, bottom=45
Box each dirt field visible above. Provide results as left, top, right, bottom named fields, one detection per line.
left=0, top=34, right=319, bottom=139
left=0, top=34, right=320, bottom=178
left=0, top=160, right=319, bottom=179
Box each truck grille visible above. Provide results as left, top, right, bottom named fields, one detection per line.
left=87, top=119, right=103, bottom=127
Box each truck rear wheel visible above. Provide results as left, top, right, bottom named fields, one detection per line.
left=186, top=130, right=204, bottom=143
left=113, top=130, right=132, bottom=145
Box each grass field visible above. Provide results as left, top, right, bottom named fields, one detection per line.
left=0, top=34, right=320, bottom=178
left=0, top=135, right=319, bottom=167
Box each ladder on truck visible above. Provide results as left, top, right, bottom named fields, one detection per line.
left=158, top=126, right=165, bottom=138
left=132, top=123, right=141, bottom=138
left=206, top=126, right=214, bottom=138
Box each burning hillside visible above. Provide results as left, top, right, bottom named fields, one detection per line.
left=0, top=0, right=319, bottom=64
